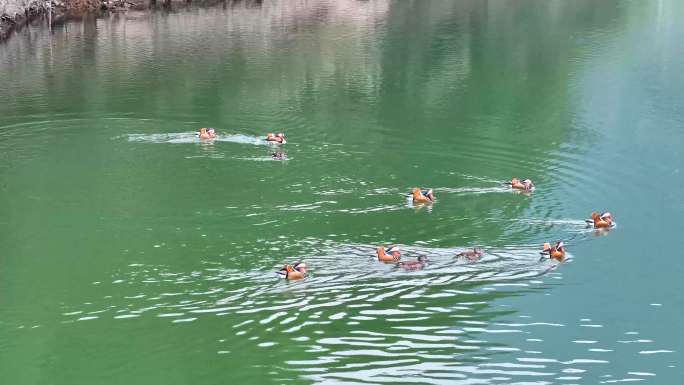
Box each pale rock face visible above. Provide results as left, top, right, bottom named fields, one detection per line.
left=1, top=0, right=50, bottom=42
left=0, top=0, right=37, bottom=17
left=1, top=0, right=44, bottom=17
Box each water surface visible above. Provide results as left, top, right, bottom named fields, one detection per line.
left=1, top=0, right=683, bottom=384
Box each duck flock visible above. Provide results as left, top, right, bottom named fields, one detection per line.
left=194, top=129, right=615, bottom=281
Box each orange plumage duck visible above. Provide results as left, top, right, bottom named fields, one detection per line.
left=510, top=178, right=534, bottom=191
left=542, top=241, right=565, bottom=262
left=377, top=245, right=401, bottom=262
left=266, top=132, right=286, bottom=143
left=277, top=261, right=307, bottom=280
left=198, top=127, right=216, bottom=140
left=587, top=212, right=613, bottom=229
left=411, top=188, right=434, bottom=203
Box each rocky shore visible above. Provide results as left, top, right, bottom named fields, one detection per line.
left=0, top=0, right=189, bottom=42
left=1, top=1, right=45, bottom=41
left=1, top=0, right=120, bottom=41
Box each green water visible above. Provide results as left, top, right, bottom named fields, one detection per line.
left=1, top=0, right=683, bottom=383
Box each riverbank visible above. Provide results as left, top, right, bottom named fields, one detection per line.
left=0, top=0, right=229, bottom=42
left=1, top=0, right=46, bottom=41
left=0, top=0, right=113, bottom=41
